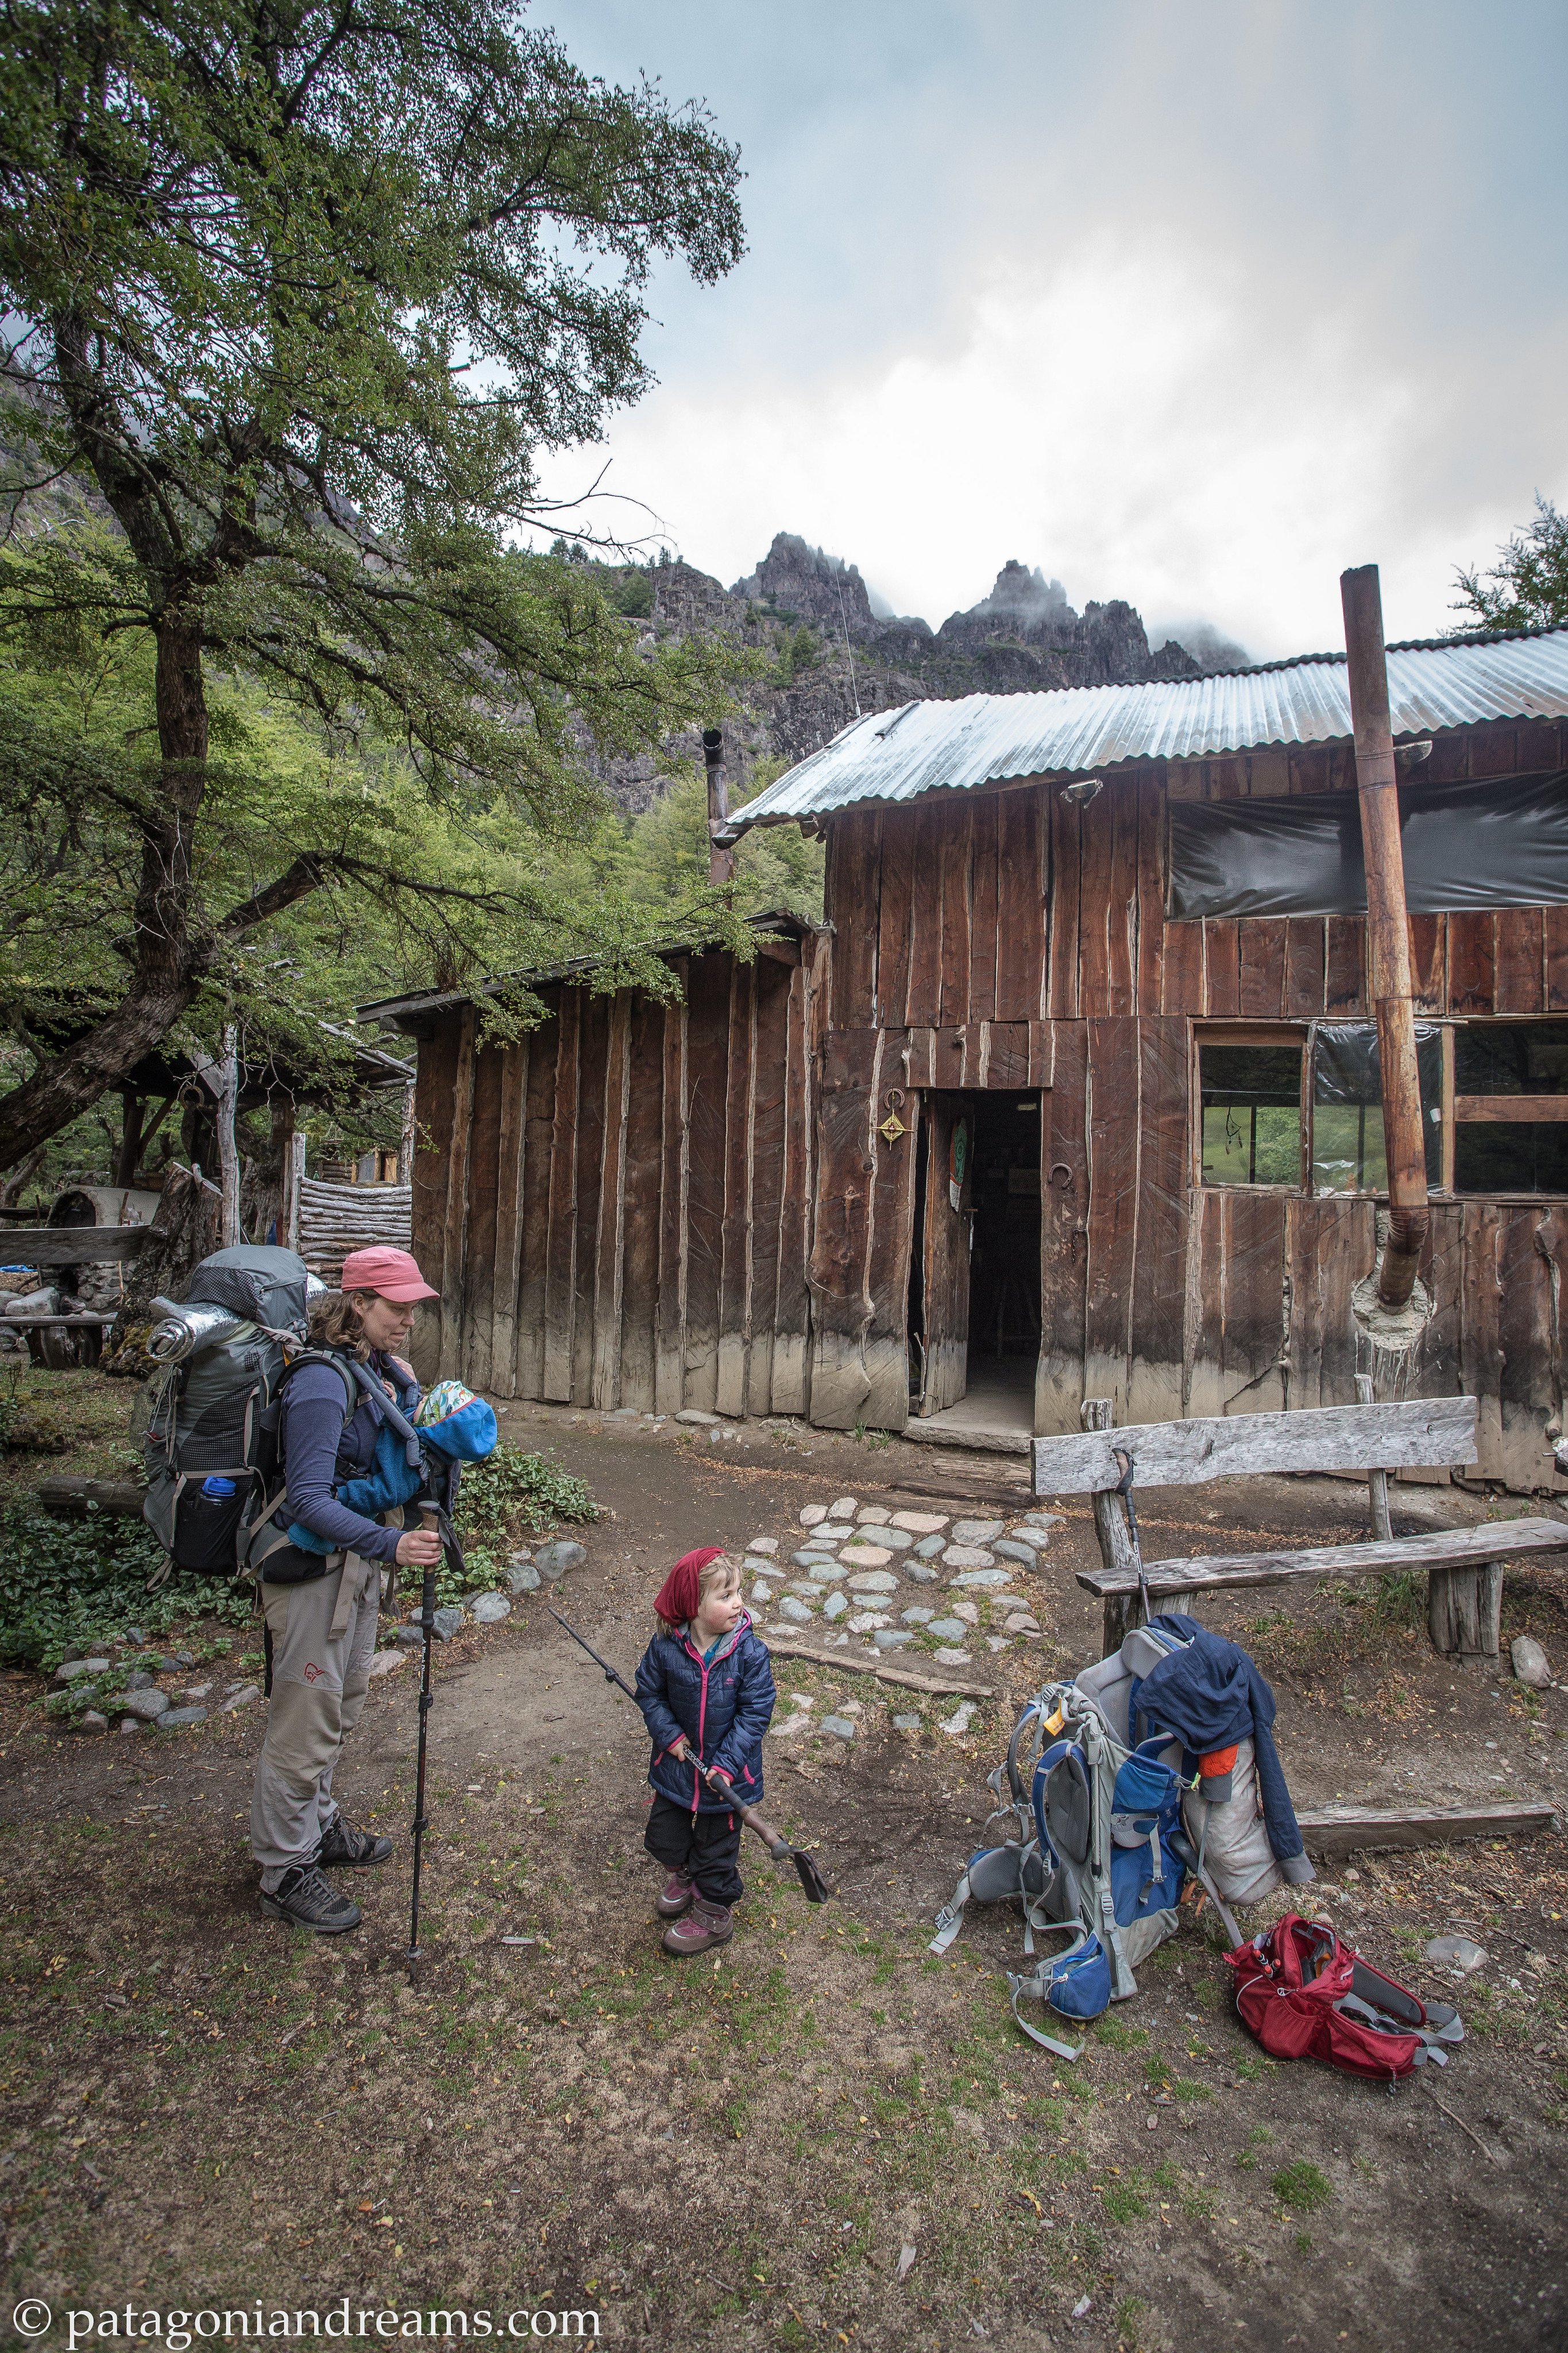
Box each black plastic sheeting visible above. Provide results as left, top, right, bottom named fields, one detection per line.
left=1312, top=1022, right=1443, bottom=1190
left=1167, top=769, right=1568, bottom=921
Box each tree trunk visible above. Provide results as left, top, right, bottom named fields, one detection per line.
left=215, top=1023, right=240, bottom=1247
left=115, top=1088, right=145, bottom=1188
left=0, top=614, right=209, bottom=1170
left=102, top=1163, right=223, bottom=1374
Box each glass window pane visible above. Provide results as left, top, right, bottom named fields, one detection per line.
left=1454, top=1122, right=1568, bottom=1193
left=1199, top=1044, right=1303, bottom=1186
left=1455, top=1018, right=1568, bottom=1096
left=1311, top=1021, right=1442, bottom=1193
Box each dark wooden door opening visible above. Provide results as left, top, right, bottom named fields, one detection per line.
left=967, top=1090, right=1044, bottom=1368
left=908, top=1090, right=1043, bottom=1419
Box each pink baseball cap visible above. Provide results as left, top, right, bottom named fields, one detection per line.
left=339, top=1245, right=438, bottom=1302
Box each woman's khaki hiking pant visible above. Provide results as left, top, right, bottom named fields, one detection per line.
left=249, top=1554, right=380, bottom=1889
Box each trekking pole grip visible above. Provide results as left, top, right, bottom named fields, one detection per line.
left=418, top=1501, right=439, bottom=1630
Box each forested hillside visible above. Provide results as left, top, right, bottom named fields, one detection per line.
left=574, top=529, right=1244, bottom=812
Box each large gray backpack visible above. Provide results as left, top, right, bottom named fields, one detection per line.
left=141, top=1246, right=325, bottom=1586
left=929, top=1623, right=1243, bottom=2058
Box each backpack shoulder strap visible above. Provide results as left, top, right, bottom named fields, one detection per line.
left=278, top=1347, right=358, bottom=1430
left=241, top=1349, right=359, bottom=1583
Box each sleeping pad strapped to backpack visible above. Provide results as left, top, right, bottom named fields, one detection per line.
left=141, top=1247, right=322, bottom=1584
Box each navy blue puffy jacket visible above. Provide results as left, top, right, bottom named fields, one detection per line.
left=634, top=1617, right=775, bottom=1814
left=1131, top=1613, right=1308, bottom=1873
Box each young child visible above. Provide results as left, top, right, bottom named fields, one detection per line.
left=634, top=1546, right=776, bottom=1955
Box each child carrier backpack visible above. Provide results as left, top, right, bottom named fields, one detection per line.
left=930, top=1622, right=1243, bottom=2059
left=140, top=1245, right=399, bottom=1588
left=1227, top=1914, right=1463, bottom=2081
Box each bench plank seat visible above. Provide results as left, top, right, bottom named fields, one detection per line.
left=1297, top=1800, right=1559, bottom=1861
left=1034, top=1397, right=1477, bottom=1495
left=1077, top=1515, right=1567, bottom=1597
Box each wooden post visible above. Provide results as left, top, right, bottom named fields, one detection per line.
left=399, top=1081, right=416, bottom=1186
left=1354, top=1371, right=1393, bottom=1540
left=287, top=1131, right=305, bottom=1253
left=215, top=1024, right=240, bottom=1248
left=1082, top=1397, right=1140, bottom=1653
left=1341, top=564, right=1428, bottom=1309
left=705, top=728, right=735, bottom=889
left=268, top=1094, right=295, bottom=1251
left=1428, top=1557, right=1503, bottom=1662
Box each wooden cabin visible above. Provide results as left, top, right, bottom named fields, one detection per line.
left=364, top=626, right=1568, bottom=1489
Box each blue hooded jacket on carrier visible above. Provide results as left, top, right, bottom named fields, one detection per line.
left=634, top=1617, right=775, bottom=1814
left=1126, top=1613, right=1308, bottom=1878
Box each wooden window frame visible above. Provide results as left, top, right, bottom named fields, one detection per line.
left=1192, top=1022, right=1311, bottom=1194
left=1446, top=1013, right=1568, bottom=1200
left=1190, top=1013, right=1568, bottom=1204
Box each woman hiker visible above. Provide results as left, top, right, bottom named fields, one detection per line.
left=248, top=1245, right=443, bottom=1934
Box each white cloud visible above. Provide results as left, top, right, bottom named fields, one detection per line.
left=546, top=231, right=1566, bottom=658
left=537, top=2, right=1568, bottom=662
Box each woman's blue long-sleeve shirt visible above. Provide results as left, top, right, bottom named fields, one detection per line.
left=273, top=1353, right=421, bottom=1564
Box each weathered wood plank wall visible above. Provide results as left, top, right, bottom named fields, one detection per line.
left=410, top=944, right=820, bottom=1418
left=808, top=718, right=1568, bottom=1480
left=412, top=715, right=1568, bottom=1487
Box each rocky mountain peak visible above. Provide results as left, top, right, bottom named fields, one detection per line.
left=951, top=559, right=1073, bottom=632
left=730, top=531, right=876, bottom=637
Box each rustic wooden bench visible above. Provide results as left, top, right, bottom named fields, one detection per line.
left=1032, top=1391, right=1568, bottom=1662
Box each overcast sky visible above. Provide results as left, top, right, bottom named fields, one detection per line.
left=537, top=1, right=1568, bottom=661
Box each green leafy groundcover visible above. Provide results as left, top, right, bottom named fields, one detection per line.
left=0, top=1503, right=253, bottom=1671
left=0, top=1441, right=596, bottom=1659
left=444, top=1442, right=598, bottom=1606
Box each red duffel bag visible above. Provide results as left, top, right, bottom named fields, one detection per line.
left=1226, top=1914, right=1462, bottom=2082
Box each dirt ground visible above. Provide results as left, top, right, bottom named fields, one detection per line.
left=2, top=1386, right=1567, bottom=2351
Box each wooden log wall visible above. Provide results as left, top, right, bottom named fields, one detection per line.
left=813, top=718, right=1568, bottom=1483
left=410, top=944, right=820, bottom=1420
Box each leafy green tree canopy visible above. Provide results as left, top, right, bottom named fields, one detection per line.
left=1453, top=496, right=1568, bottom=634
left=0, top=0, right=747, bottom=1165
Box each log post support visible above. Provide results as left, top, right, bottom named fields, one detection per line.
left=1354, top=1371, right=1395, bottom=1539
left=1083, top=1397, right=1140, bottom=1652
left=1341, top=564, right=1429, bottom=1309
left=1428, top=1559, right=1503, bottom=1662
left=705, top=728, right=735, bottom=889
left=116, top=1087, right=144, bottom=1189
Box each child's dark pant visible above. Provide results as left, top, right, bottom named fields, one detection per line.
left=644, top=1795, right=744, bottom=1905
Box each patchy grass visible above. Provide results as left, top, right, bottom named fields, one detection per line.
left=1270, top=2159, right=1333, bottom=2213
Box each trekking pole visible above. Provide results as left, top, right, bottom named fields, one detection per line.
left=547, top=1604, right=835, bottom=1904
left=408, top=1500, right=440, bottom=1962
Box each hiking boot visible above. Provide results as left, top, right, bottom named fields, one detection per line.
left=258, top=1863, right=362, bottom=1935
left=662, top=1896, right=733, bottom=1957
left=655, top=1869, right=696, bottom=1919
left=319, top=1816, right=393, bottom=1869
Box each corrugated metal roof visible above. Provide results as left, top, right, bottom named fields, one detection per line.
left=732, top=626, right=1568, bottom=832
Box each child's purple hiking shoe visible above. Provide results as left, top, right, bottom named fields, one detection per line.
left=662, top=1896, right=733, bottom=1956
left=656, top=1869, right=696, bottom=1919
